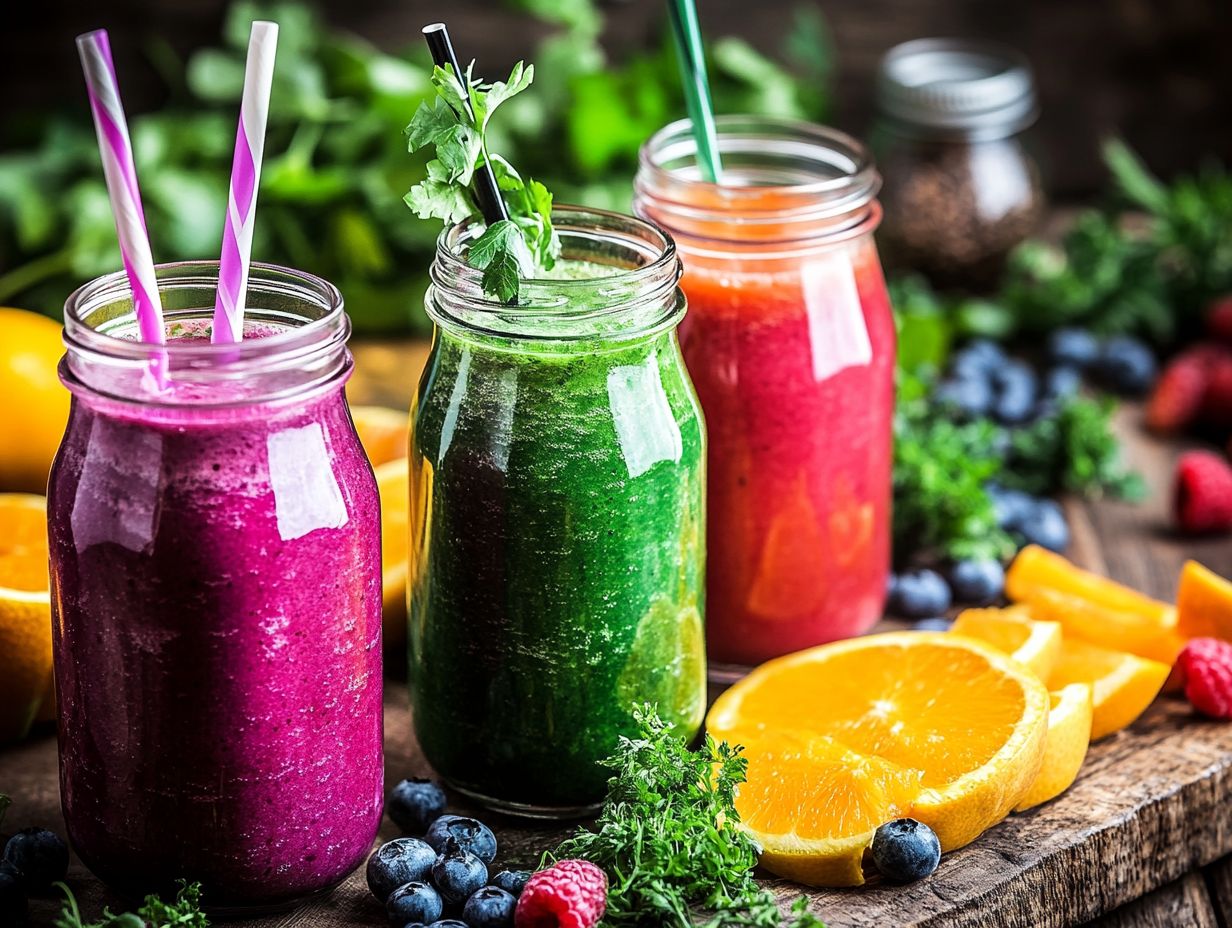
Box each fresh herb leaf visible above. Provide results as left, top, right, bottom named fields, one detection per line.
left=550, top=706, right=825, bottom=928
left=403, top=61, right=556, bottom=302
left=54, top=880, right=208, bottom=928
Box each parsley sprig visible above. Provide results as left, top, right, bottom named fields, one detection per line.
left=404, top=62, right=560, bottom=303
left=551, top=706, right=824, bottom=928
left=53, top=880, right=208, bottom=928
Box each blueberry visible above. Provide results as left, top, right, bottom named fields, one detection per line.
left=1047, top=327, right=1100, bottom=369
left=913, top=617, right=952, bottom=632
left=934, top=376, right=993, bottom=419
left=463, top=885, right=517, bottom=928
left=432, top=922, right=471, bottom=928
left=1016, top=499, right=1070, bottom=552
left=951, top=338, right=1007, bottom=378
left=871, top=818, right=941, bottom=883
left=1095, top=335, right=1157, bottom=396
left=1043, top=365, right=1082, bottom=401
left=367, top=838, right=437, bottom=902
left=490, top=869, right=532, bottom=897
left=992, top=360, right=1038, bottom=425
left=947, top=559, right=1005, bottom=605
left=431, top=839, right=488, bottom=905
left=986, top=484, right=1035, bottom=531
left=887, top=569, right=951, bottom=619
left=0, top=863, right=26, bottom=927
left=385, top=881, right=443, bottom=926
left=425, top=815, right=497, bottom=864
left=2, top=828, right=69, bottom=892
left=387, top=778, right=448, bottom=835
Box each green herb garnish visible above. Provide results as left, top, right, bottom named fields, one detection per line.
left=550, top=705, right=824, bottom=928
left=54, top=880, right=208, bottom=928
left=404, top=62, right=559, bottom=303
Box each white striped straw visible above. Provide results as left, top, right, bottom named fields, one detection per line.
left=76, top=29, right=167, bottom=386
left=212, top=21, right=279, bottom=344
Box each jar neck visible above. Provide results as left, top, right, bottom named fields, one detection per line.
left=426, top=205, right=684, bottom=350
left=62, top=261, right=352, bottom=410
left=634, top=116, right=883, bottom=258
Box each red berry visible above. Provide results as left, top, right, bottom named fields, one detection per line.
left=1174, top=450, right=1232, bottom=534
left=1146, top=347, right=1214, bottom=433
left=515, top=860, right=607, bottom=928
left=1178, top=637, right=1232, bottom=718
left=1207, top=295, right=1232, bottom=346
left=1202, top=353, right=1232, bottom=429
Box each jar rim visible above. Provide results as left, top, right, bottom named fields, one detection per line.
left=428, top=204, right=684, bottom=344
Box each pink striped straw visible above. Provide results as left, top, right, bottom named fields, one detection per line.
left=76, top=29, right=167, bottom=386
left=212, top=21, right=279, bottom=344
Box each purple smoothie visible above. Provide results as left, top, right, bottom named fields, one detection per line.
left=48, top=329, right=383, bottom=910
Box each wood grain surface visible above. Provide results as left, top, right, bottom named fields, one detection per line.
left=5, top=343, right=1232, bottom=928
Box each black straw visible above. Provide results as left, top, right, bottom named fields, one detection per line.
left=422, top=22, right=508, bottom=226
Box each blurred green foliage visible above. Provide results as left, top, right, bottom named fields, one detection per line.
left=0, top=0, right=833, bottom=332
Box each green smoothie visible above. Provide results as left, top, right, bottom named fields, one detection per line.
left=408, top=259, right=706, bottom=814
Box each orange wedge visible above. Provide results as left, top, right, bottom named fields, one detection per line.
left=707, top=632, right=1050, bottom=885
left=1047, top=637, right=1169, bottom=740
left=1014, top=683, right=1093, bottom=811
left=374, top=460, right=410, bottom=648
left=1025, top=586, right=1183, bottom=666
left=1176, top=560, right=1232, bottom=641
left=950, top=606, right=1062, bottom=679
left=1007, top=545, right=1172, bottom=623
left=0, top=493, right=54, bottom=741
left=352, top=405, right=409, bottom=468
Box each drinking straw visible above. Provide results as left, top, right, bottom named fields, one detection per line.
left=76, top=29, right=167, bottom=385
left=212, top=21, right=279, bottom=344
left=421, top=23, right=509, bottom=226
left=667, top=0, right=723, bottom=183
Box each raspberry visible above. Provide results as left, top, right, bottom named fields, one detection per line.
left=1178, top=637, right=1232, bottom=719
left=1202, top=353, right=1232, bottom=429
left=1207, top=295, right=1232, bottom=346
left=1174, top=451, right=1232, bottom=534
left=515, top=860, right=607, bottom=928
left=1145, top=346, right=1214, bottom=433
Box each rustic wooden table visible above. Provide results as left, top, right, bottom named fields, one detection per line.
left=5, top=339, right=1232, bottom=928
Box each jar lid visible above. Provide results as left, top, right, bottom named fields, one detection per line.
left=877, top=38, right=1038, bottom=136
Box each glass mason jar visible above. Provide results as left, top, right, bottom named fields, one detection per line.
left=874, top=38, right=1044, bottom=287
left=409, top=206, right=706, bottom=817
left=635, top=116, right=895, bottom=668
left=49, top=263, right=384, bottom=913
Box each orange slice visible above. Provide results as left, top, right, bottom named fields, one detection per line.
left=352, top=405, right=409, bottom=468
left=1014, top=683, right=1094, bottom=811
left=1047, top=637, right=1169, bottom=740
left=1026, top=586, right=1183, bottom=666
left=950, top=606, right=1062, bottom=679
left=1176, top=560, right=1232, bottom=641
left=1006, top=545, right=1172, bottom=623
left=0, top=493, right=54, bottom=741
left=707, top=632, right=1050, bottom=885
left=374, top=460, right=410, bottom=648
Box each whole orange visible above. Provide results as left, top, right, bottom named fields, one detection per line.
left=0, top=308, right=69, bottom=492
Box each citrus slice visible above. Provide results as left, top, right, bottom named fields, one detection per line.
left=352, top=405, right=409, bottom=468
left=707, top=632, right=1050, bottom=884
left=1176, top=560, right=1232, bottom=641
left=950, top=606, right=1062, bottom=679
left=1046, top=637, right=1169, bottom=740
left=374, top=459, right=410, bottom=647
left=0, top=493, right=54, bottom=741
left=0, top=308, right=69, bottom=492
left=732, top=731, right=922, bottom=887
left=1014, top=683, right=1093, bottom=811
left=1006, top=545, right=1172, bottom=623
left=1026, top=586, right=1183, bottom=667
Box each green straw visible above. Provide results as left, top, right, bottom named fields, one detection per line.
left=667, top=0, right=723, bottom=183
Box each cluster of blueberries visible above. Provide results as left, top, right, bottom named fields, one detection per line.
left=934, top=328, right=1158, bottom=425
left=0, top=826, right=70, bottom=926
left=369, top=778, right=529, bottom=928
left=890, top=328, right=1160, bottom=628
